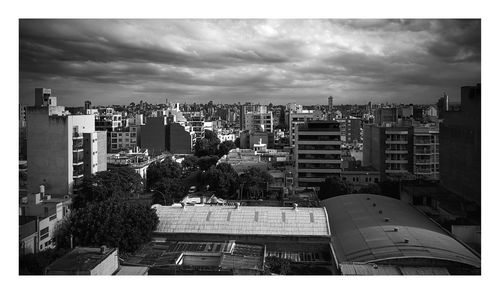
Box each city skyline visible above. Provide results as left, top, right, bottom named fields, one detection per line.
left=19, top=19, right=480, bottom=107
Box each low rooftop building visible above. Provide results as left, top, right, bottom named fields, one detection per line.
left=45, top=246, right=119, bottom=275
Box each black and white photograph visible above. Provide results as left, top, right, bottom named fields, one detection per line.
left=6, top=0, right=498, bottom=292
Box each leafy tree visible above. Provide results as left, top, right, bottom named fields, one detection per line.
left=265, top=256, right=291, bottom=275
left=239, top=167, right=274, bottom=199
left=318, top=176, right=353, bottom=200
left=146, top=158, right=182, bottom=189
left=55, top=198, right=159, bottom=253
left=181, top=155, right=199, bottom=173
left=217, top=140, right=236, bottom=158
left=73, top=167, right=143, bottom=209
left=198, top=155, right=220, bottom=171
left=194, top=130, right=220, bottom=157
left=151, top=177, right=186, bottom=204
left=204, top=163, right=240, bottom=198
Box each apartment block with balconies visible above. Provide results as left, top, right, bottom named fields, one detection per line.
left=27, top=97, right=104, bottom=196
left=294, top=121, right=342, bottom=187
left=413, top=126, right=440, bottom=180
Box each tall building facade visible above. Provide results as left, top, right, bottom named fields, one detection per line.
left=328, top=96, right=333, bottom=111
left=27, top=105, right=105, bottom=196
left=338, top=118, right=362, bottom=143
left=413, top=126, right=440, bottom=180
left=287, top=110, right=323, bottom=146
left=440, top=84, right=481, bottom=205
left=244, top=111, right=274, bottom=132
left=294, top=121, right=342, bottom=187
left=363, top=123, right=440, bottom=181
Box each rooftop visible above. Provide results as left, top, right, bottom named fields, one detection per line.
left=321, top=194, right=480, bottom=269
left=154, top=205, right=330, bottom=237
left=45, top=247, right=117, bottom=273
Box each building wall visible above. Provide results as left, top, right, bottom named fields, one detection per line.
left=27, top=108, right=71, bottom=196
left=90, top=249, right=119, bottom=275
left=96, top=131, right=108, bottom=172
left=166, top=123, right=193, bottom=154
left=141, top=117, right=167, bottom=155
left=294, top=121, right=342, bottom=187
left=440, top=84, right=481, bottom=204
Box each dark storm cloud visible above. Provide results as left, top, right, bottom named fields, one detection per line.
left=19, top=19, right=480, bottom=106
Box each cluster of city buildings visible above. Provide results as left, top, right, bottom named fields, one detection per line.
left=19, top=83, right=481, bottom=275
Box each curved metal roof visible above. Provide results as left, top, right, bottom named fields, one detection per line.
left=321, top=194, right=480, bottom=268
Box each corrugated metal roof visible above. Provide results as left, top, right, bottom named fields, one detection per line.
left=154, top=205, right=330, bottom=236
left=322, top=194, right=480, bottom=268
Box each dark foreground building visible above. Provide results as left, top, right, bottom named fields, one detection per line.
left=439, top=84, right=481, bottom=205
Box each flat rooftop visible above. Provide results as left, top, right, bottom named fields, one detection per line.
left=45, top=247, right=117, bottom=273
left=154, top=205, right=330, bottom=237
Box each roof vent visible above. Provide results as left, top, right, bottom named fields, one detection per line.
left=372, top=264, right=378, bottom=269
left=378, top=210, right=383, bottom=214
left=181, top=202, right=186, bottom=209
left=293, top=203, right=298, bottom=210
left=235, top=202, right=240, bottom=209
left=366, top=197, right=371, bottom=200
left=372, top=203, right=376, bottom=207
left=100, top=245, right=107, bottom=254
left=404, top=239, right=409, bottom=243
left=394, top=227, right=399, bottom=232
left=384, top=217, right=390, bottom=222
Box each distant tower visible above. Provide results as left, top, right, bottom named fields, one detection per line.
left=84, top=100, right=92, bottom=111
left=328, top=96, right=333, bottom=111
left=443, top=92, right=449, bottom=111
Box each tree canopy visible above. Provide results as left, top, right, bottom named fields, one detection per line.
left=146, top=158, right=182, bottom=189
left=72, top=167, right=143, bottom=209
left=239, top=167, right=274, bottom=199
left=55, top=198, right=159, bottom=253
left=318, top=176, right=353, bottom=200
left=204, top=163, right=239, bottom=198
left=194, top=130, right=220, bottom=157
left=217, top=140, right=236, bottom=158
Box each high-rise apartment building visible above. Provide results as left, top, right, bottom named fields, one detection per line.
left=440, top=84, right=481, bottom=205
left=287, top=109, right=323, bottom=146
left=294, top=121, right=342, bottom=187
left=337, top=118, right=362, bottom=143
left=413, top=125, right=440, bottom=180
left=363, top=123, right=440, bottom=181
left=27, top=100, right=106, bottom=196
left=244, top=111, right=274, bottom=132
left=328, top=96, right=333, bottom=111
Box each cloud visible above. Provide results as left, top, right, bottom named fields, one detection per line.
left=19, top=19, right=480, bottom=106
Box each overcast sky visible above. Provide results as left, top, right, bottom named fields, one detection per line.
left=19, top=19, right=480, bottom=106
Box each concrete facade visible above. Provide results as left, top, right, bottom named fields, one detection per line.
left=166, top=122, right=193, bottom=154
left=27, top=107, right=95, bottom=196
left=294, top=121, right=342, bottom=187
left=141, top=116, right=167, bottom=155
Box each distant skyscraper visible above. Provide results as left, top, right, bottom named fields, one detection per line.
left=34, top=88, right=57, bottom=107
left=84, top=100, right=92, bottom=111
left=328, top=96, right=333, bottom=111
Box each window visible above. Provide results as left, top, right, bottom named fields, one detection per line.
left=40, top=227, right=49, bottom=235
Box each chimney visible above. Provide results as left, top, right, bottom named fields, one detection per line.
left=235, top=202, right=240, bottom=210
left=293, top=203, right=298, bottom=210
left=100, top=245, right=107, bottom=254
